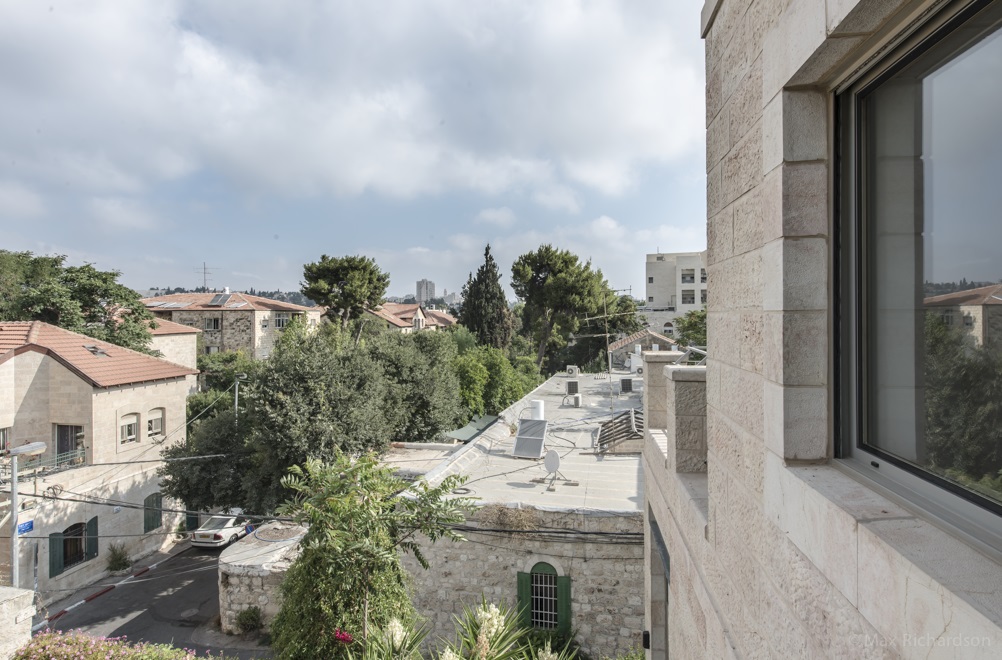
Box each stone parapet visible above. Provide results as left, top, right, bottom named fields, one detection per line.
left=0, top=587, right=34, bottom=659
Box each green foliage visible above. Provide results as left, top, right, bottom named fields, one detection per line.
left=367, top=331, right=465, bottom=442
left=674, top=308, right=707, bottom=348
left=924, top=314, right=1002, bottom=495
left=347, top=619, right=428, bottom=660
left=448, top=325, right=480, bottom=356
left=476, top=347, right=525, bottom=415
left=160, top=412, right=248, bottom=512
left=554, top=293, right=642, bottom=372
left=236, top=606, right=264, bottom=633
left=198, top=350, right=258, bottom=392
left=271, top=456, right=473, bottom=660
left=597, top=648, right=645, bottom=660
left=15, top=630, right=228, bottom=658
left=302, top=254, right=390, bottom=328
left=185, top=389, right=234, bottom=428
left=454, top=353, right=489, bottom=419
left=0, top=250, right=155, bottom=353
left=460, top=244, right=515, bottom=351
left=510, top=245, right=610, bottom=371
left=106, top=542, right=132, bottom=572
left=441, top=598, right=577, bottom=660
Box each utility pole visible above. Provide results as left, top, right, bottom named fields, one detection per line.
left=194, top=262, right=217, bottom=291
left=8, top=442, right=47, bottom=588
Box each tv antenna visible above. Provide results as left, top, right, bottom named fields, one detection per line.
left=194, top=262, right=218, bottom=291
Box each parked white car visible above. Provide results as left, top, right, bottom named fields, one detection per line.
left=190, top=511, right=251, bottom=548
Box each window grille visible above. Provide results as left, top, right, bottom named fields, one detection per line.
left=531, top=571, right=558, bottom=629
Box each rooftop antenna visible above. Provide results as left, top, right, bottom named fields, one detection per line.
left=542, top=449, right=577, bottom=491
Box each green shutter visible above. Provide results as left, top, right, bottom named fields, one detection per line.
left=49, top=533, right=64, bottom=578
left=517, top=571, right=532, bottom=629
left=155, top=493, right=163, bottom=530
left=85, top=516, right=99, bottom=560
left=556, top=575, right=571, bottom=636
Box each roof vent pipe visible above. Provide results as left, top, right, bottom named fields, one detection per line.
left=224, top=287, right=231, bottom=294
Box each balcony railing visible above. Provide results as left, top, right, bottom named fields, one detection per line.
left=1, top=449, right=86, bottom=482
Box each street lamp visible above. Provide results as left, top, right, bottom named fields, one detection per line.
left=8, top=441, right=46, bottom=588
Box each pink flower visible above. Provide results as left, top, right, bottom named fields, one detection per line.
left=334, top=629, right=354, bottom=644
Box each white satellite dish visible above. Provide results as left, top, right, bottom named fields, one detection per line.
left=544, top=449, right=560, bottom=474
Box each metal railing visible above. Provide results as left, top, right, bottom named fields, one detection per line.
left=1, top=449, right=86, bottom=482
left=673, top=345, right=707, bottom=366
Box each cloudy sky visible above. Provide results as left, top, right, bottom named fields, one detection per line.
left=0, top=1, right=706, bottom=300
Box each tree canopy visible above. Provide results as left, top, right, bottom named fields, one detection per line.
left=510, top=245, right=608, bottom=370
left=0, top=250, right=155, bottom=353
left=302, top=254, right=390, bottom=328
left=674, top=308, right=707, bottom=348
left=459, top=244, right=514, bottom=351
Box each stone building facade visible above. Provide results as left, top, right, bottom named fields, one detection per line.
left=643, top=0, right=1002, bottom=658
left=148, top=319, right=200, bottom=372
left=402, top=506, right=644, bottom=659
left=142, top=292, right=322, bottom=360
left=0, top=322, right=194, bottom=598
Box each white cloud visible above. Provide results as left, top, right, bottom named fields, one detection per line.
left=89, top=197, right=160, bottom=231
left=474, top=207, right=516, bottom=228
left=0, top=1, right=704, bottom=204
left=0, top=181, right=44, bottom=218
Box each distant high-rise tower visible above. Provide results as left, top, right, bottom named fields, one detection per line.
left=416, top=279, right=435, bottom=304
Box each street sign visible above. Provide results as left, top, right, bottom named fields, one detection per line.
left=17, top=520, right=33, bottom=536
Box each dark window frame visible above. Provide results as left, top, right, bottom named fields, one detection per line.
left=835, top=0, right=1002, bottom=553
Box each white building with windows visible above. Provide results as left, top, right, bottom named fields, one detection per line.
left=640, top=252, right=707, bottom=339
left=643, top=0, right=1002, bottom=657
left=416, top=279, right=436, bottom=305
left=0, top=322, right=196, bottom=599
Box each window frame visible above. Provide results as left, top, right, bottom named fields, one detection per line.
left=204, top=317, right=221, bottom=331
left=120, top=414, right=139, bottom=444
left=147, top=408, right=164, bottom=439
left=49, top=517, right=98, bottom=577
left=144, top=492, right=163, bottom=533
left=0, top=426, right=9, bottom=452
left=835, top=0, right=1002, bottom=553
left=516, top=561, right=571, bottom=636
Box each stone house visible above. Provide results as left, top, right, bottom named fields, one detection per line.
left=148, top=318, right=201, bottom=372
left=609, top=328, right=675, bottom=369
left=0, top=321, right=196, bottom=599
left=365, top=303, right=457, bottom=333
left=402, top=372, right=646, bottom=658
left=141, top=291, right=322, bottom=359
left=924, top=283, right=1002, bottom=350
left=643, top=0, right=1002, bottom=658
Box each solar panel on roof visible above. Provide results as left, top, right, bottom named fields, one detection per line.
left=512, top=419, right=548, bottom=459
left=207, top=294, right=231, bottom=306
left=227, top=302, right=247, bottom=308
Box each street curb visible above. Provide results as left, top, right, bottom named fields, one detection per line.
left=33, top=543, right=191, bottom=632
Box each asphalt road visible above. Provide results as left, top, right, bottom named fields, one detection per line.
left=49, top=547, right=272, bottom=659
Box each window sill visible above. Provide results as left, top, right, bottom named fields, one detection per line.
left=763, top=452, right=1002, bottom=646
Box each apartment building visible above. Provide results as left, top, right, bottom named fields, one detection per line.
left=643, top=0, right=1002, bottom=657
left=641, top=252, right=707, bottom=339
left=0, top=322, right=196, bottom=597
left=416, top=279, right=435, bottom=305
left=141, top=291, right=322, bottom=360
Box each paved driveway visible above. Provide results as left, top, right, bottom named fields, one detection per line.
left=43, top=547, right=272, bottom=659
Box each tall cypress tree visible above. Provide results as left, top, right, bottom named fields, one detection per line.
left=460, top=244, right=514, bottom=350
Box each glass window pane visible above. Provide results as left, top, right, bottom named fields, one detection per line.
left=861, top=3, right=1002, bottom=507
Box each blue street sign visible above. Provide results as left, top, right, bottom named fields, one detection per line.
left=17, top=520, right=33, bottom=536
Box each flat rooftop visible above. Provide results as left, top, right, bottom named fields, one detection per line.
left=424, top=370, right=644, bottom=513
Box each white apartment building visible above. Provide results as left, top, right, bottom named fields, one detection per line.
left=641, top=252, right=707, bottom=339
left=416, top=279, right=435, bottom=305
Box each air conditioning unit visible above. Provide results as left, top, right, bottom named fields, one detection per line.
left=636, top=367, right=644, bottom=375
left=566, top=365, right=580, bottom=377
left=573, top=393, right=582, bottom=408
left=621, top=378, right=634, bottom=393
left=566, top=380, right=579, bottom=395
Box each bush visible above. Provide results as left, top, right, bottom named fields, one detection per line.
left=14, top=630, right=229, bottom=658
left=106, top=541, right=132, bottom=572
left=236, top=606, right=263, bottom=633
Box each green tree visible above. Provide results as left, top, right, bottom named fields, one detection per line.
left=197, top=349, right=259, bottom=392
left=271, top=456, right=472, bottom=660
left=161, top=325, right=393, bottom=513
left=555, top=292, right=642, bottom=372
left=366, top=331, right=465, bottom=442
left=511, top=245, right=607, bottom=370
left=0, top=250, right=155, bottom=353
left=453, top=352, right=489, bottom=419
left=302, top=255, right=390, bottom=328
left=476, top=346, right=525, bottom=415
left=674, top=308, right=707, bottom=347
left=460, top=244, right=515, bottom=351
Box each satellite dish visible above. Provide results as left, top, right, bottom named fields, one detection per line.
left=544, top=449, right=560, bottom=474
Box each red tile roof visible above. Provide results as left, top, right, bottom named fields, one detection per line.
left=609, top=328, right=674, bottom=352
left=924, top=284, right=1002, bottom=306
left=141, top=292, right=316, bottom=313
left=368, top=303, right=456, bottom=329
left=0, top=321, right=197, bottom=388
left=424, top=308, right=457, bottom=328
left=367, top=306, right=412, bottom=328
left=149, top=319, right=202, bottom=335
